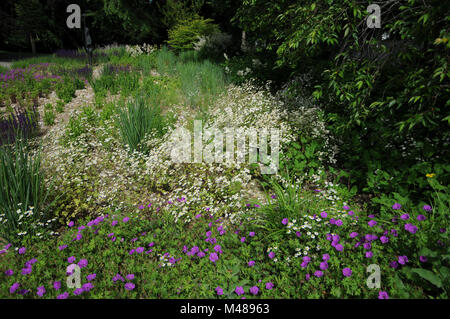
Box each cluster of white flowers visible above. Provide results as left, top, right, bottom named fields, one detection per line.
left=193, top=32, right=232, bottom=53
left=0, top=206, right=58, bottom=243
left=125, top=44, right=157, bottom=57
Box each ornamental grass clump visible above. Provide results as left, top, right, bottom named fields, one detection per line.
left=0, top=139, right=55, bottom=244
left=117, top=95, right=167, bottom=154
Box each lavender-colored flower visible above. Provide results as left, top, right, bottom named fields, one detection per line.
left=380, top=236, right=389, bottom=244
left=67, top=256, right=76, bottom=263
left=197, top=251, right=205, bottom=258
left=342, top=268, right=352, bottom=277
left=10, top=282, right=20, bottom=294
left=348, top=210, right=355, bottom=216
left=215, top=286, right=223, bottom=296
left=53, top=281, right=61, bottom=290
left=320, top=211, right=328, bottom=218
left=248, top=260, right=256, bottom=267
left=249, top=232, right=255, bottom=237
left=314, top=270, right=323, bottom=278
left=282, top=218, right=288, bottom=225
left=136, top=247, right=145, bottom=254
left=68, top=221, right=74, bottom=227
left=320, top=262, right=328, bottom=270
left=113, top=274, right=124, bottom=282
left=392, top=203, right=402, bottom=210
left=398, top=255, right=408, bottom=265
left=400, top=214, right=410, bottom=220
left=365, top=251, right=373, bottom=258
left=363, top=242, right=372, bottom=250
left=27, top=258, right=37, bottom=265
left=295, top=231, right=301, bottom=237
left=240, top=237, right=246, bottom=243
left=37, top=286, right=46, bottom=297
left=214, top=245, right=223, bottom=254
left=209, top=252, right=219, bottom=263
left=5, top=269, right=14, bottom=276
left=322, top=254, right=330, bottom=261
left=417, top=214, right=426, bottom=221
left=58, top=245, right=68, bottom=251
left=268, top=251, right=275, bottom=259
left=265, top=282, right=274, bottom=290
left=419, top=256, right=428, bottom=263
left=422, top=205, right=432, bottom=212
left=21, top=266, right=32, bottom=275
left=235, top=286, right=244, bottom=296
left=378, top=291, right=389, bottom=299
left=249, top=286, right=259, bottom=295
left=82, top=283, right=94, bottom=292
left=390, top=261, right=398, bottom=269
left=123, top=217, right=129, bottom=223
left=125, top=283, right=135, bottom=291
left=368, top=220, right=377, bottom=227
left=350, top=232, right=358, bottom=238
left=87, top=273, right=96, bottom=281
left=73, top=288, right=84, bottom=296
left=335, top=219, right=343, bottom=226
left=335, top=244, right=343, bottom=252
left=57, top=292, right=69, bottom=299
left=78, top=259, right=88, bottom=268
left=18, top=247, right=26, bottom=255
left=126, top=274, right=135, bottom=280
left=405, top=223, right=418, bottom=234
left=112, top=220, right=118, bottom=226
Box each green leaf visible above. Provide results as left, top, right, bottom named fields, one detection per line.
left=411, top=268, right=442, bottom=288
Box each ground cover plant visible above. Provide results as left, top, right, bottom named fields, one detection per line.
left=0, top=1, right=448, bottom=300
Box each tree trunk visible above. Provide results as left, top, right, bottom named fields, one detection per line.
left=30, top=34, right=36, bottom=55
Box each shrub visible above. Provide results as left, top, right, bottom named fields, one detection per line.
left=167, top=16, right=220, bottom=51
left=194, top=32, right=233, bottom=60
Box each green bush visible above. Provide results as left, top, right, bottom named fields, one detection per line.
left=167, top=16, right=220, bottom=51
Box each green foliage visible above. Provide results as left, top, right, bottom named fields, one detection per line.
left=168, top=16, right=220, bottom=51
left=43, top=110, right=55, bottom=126
left=56, top=77, right=84, bottom=103
left=0, top=139, right=54, bottom=244
left=116, top=95, right=167, bottom=154
left=55, top=100, right=65, bottom=113
left=234, top=0, right=450, bottom=206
